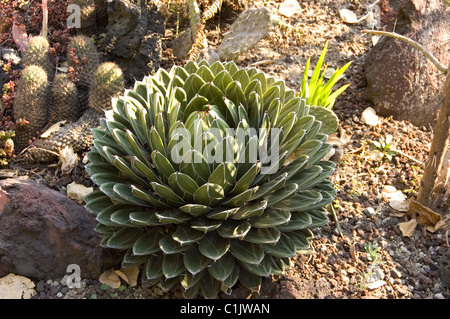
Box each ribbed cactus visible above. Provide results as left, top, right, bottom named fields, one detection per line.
left=24, top=62, right=124, bottom=163
left=24, top=110, right=98, bottom=163
left=88, top=62, right=124, bottom=113
left=69, top=0, right=97, bottom=34
left=21, top=36, right=55, bottom=81
left=13, top=65, right=50, bottom=152
left=51, top=73, right=81, bottom=123
left=67, top=35, right=100, bottom=88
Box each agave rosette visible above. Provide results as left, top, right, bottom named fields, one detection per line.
left=84, top=60, right=339, bottom=298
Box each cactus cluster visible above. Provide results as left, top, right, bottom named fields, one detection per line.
left=12, top=34, right=124, bottom=162
left=0, top=130, right=15, bottom=166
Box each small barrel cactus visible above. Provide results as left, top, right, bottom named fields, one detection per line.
left=13, top=65, right=50, bottom=152
left=84, top=60, right=340, bottom=298
left=21, top=36, right=55, bottom=81
left=88, top=62, right=124, bottom=113
left=51, top=73, right=81, bottom=123
left=67, top=35, right=100, bottom=88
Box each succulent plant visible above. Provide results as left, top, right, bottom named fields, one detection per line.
left=13, top=65, right=50, bottom=152
left=0, top=130, right=15, bottom=166
left=24, top=62, right=124, bottom=163
left=21, top=36, right=55, bottom=81
left=88, top=62, right=124, bottom=113
left=51, top=73, right=81, bottom=123
left=84, top=60, right=339, bottom=298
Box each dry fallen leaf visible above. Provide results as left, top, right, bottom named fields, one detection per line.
left=382, top=185, right=409, bottom=212
left=114, top=267, right=139, bottom=287
left=59, top=145, right=79, bottom=172
left=408, top=200, right=442, bottom=227
left=339, top=9, right=359, bottom=23
left=67, top=182, right=93, bottom=204
left=0, top=273, right=36, bottom=299
left=99, top=268, right=121, bottom=289
left=40, top=121, right=66, bottom=139
left=399, top=219, right=417, bottom=238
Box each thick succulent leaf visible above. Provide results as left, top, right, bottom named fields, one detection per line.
left=239, top=256, right=272, bottom=277
left=205, top=207, right=239, bottom=220
left=122, top=248, right=149, bottom=267
left=277, top=212, right=312, bottom=232
left=159, top=232, right=190, bottom=254
left=168, top=172, right=199, bottom=202
left=231, top=199, right=267, bottom=220
left=216, top=220, right=251, bottom=239
left=179, top=149, right=210, bottom=185
left=244, top=227, right=281, bottom=244
left=145, top=253, right=164, bottom=280
left=250, top=173, right=287, bottom=201
left=130, top=156, right=160, bottom=183
left=106, top=227, right=142, bottom=250
left=273, top=190, right=323, bottom=212
left=151, top=151, right=176, bottom=183
left=230, top=240, right=265, bottom=265
left=230, top=161, right=262, bottom=195
left=183, top=73, right=206, bottom=102
left=172, top=224, right=205, bottom=245
left=266, top=183, right=298, bottom=207
left=200, top=272, right=221, bottom=299
left=208, top=162, right=236, bottom=193
left=150, top=182, right=185, bottom=206
left=162, top=253, right=185, bottom=278
left=191, top=217, right=222, bottom=233
left=180, top=271, right=204, bottom=290
left=113, top=183, right=153, bottom=207
left=268, top=256, right=291, bottom=275
left=129, top=210, right=164, bottom=226
left=160, top=276, right=181, bottom=291
left=198, top=231, right=230, bottom=261
left=307, top=209, right=330, bottom=228
left=84, top=191, right=114, bottom=215
left=155, top=209, right=192, bottom=224
left=148, top=127, right=166, bottom=155
left=308, top=105, right=339, bottom=135
left=130, top=185, right=172, bottom=208
left=238, top=267, right=261, bottom=291
left=110, top=208, right=140, bottom=227
left=112, top=155, right=149, bottom=186
left=222, top=263, right=240, bottom=288
left=212, top=69, right=233, bottom=94
left=97, top=205, right=128, bottom=227
left=250, top=208, right=291, bottom=228
left=179, top=204, right=212, bottom=217
left=184, top=245, right=211, bottom=275
left=306, top=190, right=334, bottom=210
left=262, top=233, right=297, bottom=258
left=306, top=143, right=333, bottom=168
left=207, top=253, right=235, bottom=281
left=274, top=154, right=308, bottom=181
left=132, top=228, right=164, bottom=255
left=284, top=231, right=310, bottom=251
left=193, top=183, right=225, bottom=206
left=221, top=186, right=259, bottom=207
left=289, top=165, right=323, bottom=190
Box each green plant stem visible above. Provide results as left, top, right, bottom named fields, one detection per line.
left=361, top=30, right=448, bottom=75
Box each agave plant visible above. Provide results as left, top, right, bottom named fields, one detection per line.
left=84, top=59, right=340, bottom=298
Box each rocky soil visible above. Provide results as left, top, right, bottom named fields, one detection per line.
left=1, top=0, right=449, bottom=300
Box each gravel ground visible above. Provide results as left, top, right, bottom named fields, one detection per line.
left=13, top=0, right=450, bottom=299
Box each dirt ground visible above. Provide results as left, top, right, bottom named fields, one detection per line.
left=2, top=0, right=449, bottom=299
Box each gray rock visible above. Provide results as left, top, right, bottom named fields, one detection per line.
left=438, top=248, right=450, bottom=288
left=104, top=0, right=164, bottom=85
left=168, top=29, right=194, bottom=59
left=0, top=177, right=122, bottom=281
left=217, top=7, right=272, bottom=61
left=364, top=0, right=450, bottom=127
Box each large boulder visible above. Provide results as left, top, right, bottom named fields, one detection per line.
left=0, top=177, right=122, bottom=281
left=364, top=0, right=450, bottom=127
